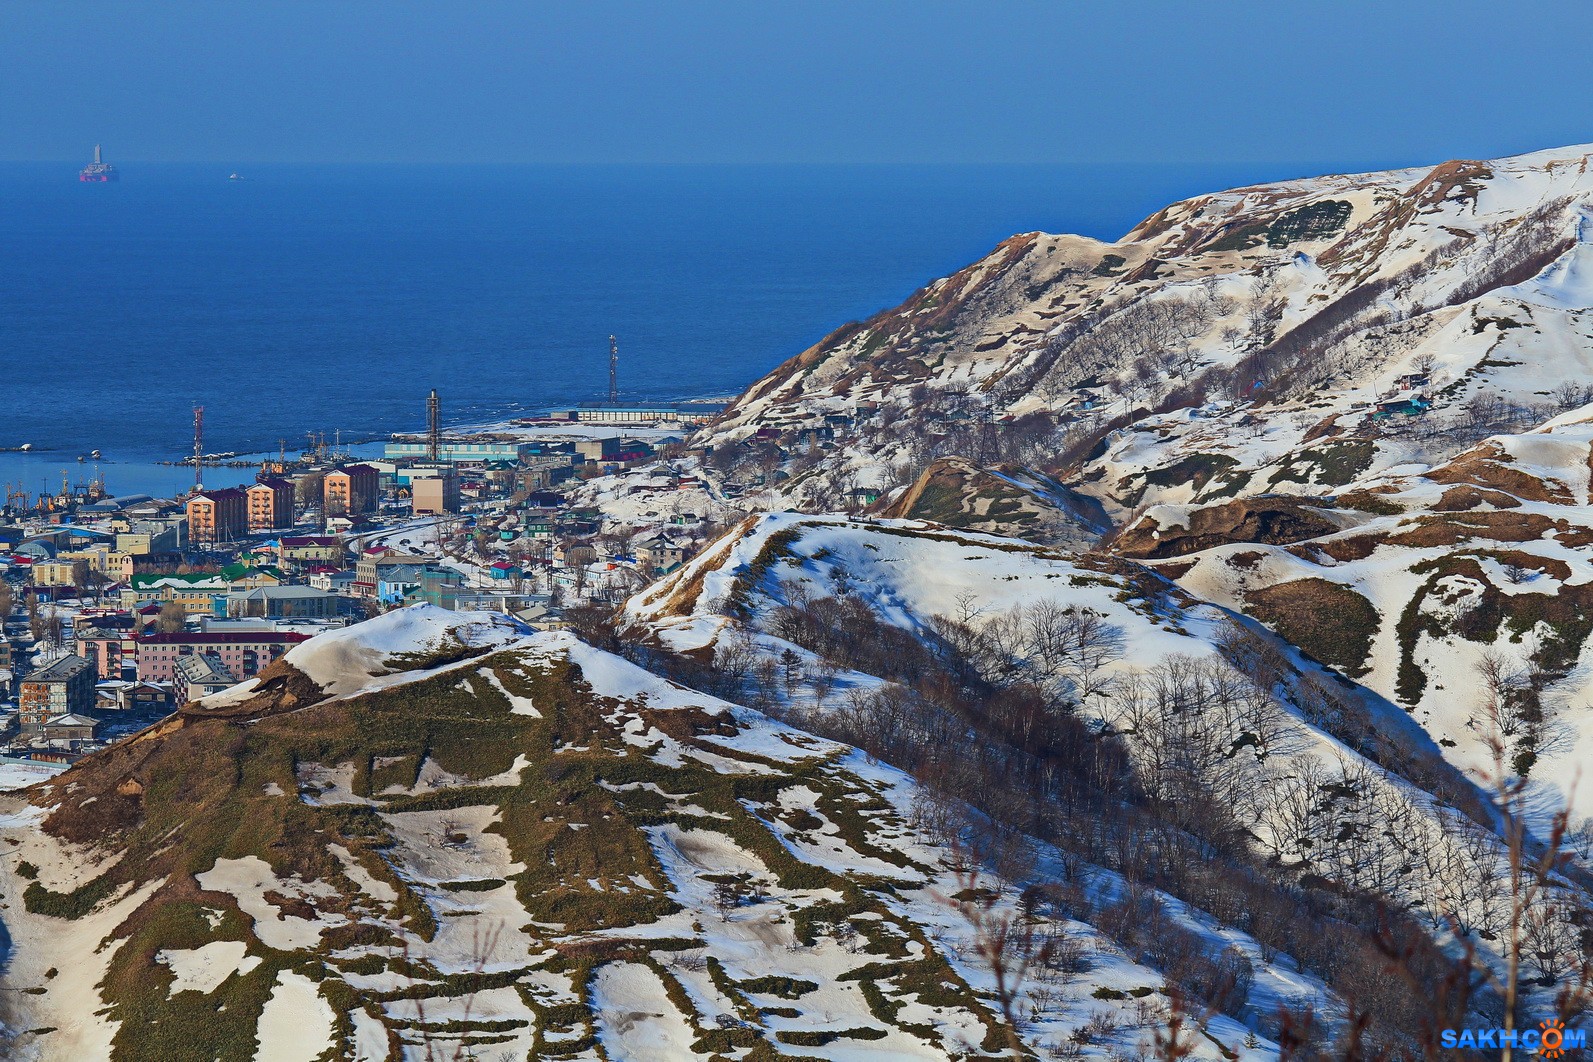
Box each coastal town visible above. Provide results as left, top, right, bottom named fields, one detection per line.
left=0, top=393, right=739, bottom=784
left=11, top=4, right=1593, bottom=1055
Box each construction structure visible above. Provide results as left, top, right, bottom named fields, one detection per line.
left=383, top=439, right=533, bottom=464
left=609, top=335, right=619, bottom=405
left=549, top=403, right=724, bottom=427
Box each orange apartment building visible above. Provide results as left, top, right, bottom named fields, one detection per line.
left=246, top=478, right=296, bottom=532
left=186, top=487, right=248, bottom=545
left=323, top=464, right=379, bottom=517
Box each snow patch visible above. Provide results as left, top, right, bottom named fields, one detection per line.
left=255, top=971, right=336, bottom=1062
left=590, top=961, right=697, bottom=1062
left=158, top=940, right=261, bottom=995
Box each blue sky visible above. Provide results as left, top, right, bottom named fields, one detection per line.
left=4, top=0, right=1591, bottom=166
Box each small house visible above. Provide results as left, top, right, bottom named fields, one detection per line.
left=488, top=561, right=523, bottom=582
left=1374, top=392, right=1431, bottom=418
left=44, top=712, right=99, bottom=746
left=173, top=652, right=239, bottom=703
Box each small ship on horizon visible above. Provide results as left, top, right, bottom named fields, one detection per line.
left=79, top=144, right=118, bottom=182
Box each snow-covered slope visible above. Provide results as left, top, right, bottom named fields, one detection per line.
left=626, top=514, right=1587, bottom=1053
left=686, top=143, right=1593, bottom=525
left=883, top=456, right=1109, bottom=547
left=640, top=142, right=1593, bottom=914
left=629, top=513, right=1475, bottom=833
left=1129, top=407, right=1593, bottom=823
left=0, top=605, right=1321, bottom=1061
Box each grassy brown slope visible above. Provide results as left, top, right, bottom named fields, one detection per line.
left=1244, top=577, right=1379, bottom=678
left=12, top=639, right=1013, bottom=1061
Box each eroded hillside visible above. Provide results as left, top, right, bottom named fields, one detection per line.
left=0, top=606, right=1303, bottom=1061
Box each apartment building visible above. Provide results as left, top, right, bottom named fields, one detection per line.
left=323, top=465, right=380, bottom=518
left=279, top=536, right=343, bottom=565
left=187, top=488, right=249, bottom=545
left=75, top=623, right=138, bottom=679
left=134, top=630, right=309, bottom=683
left=173, top=652, right=239, bottom=703
left=246, top=478, right=296, bottom=532
left=122, top=573, right=233, bottom=616
left=353, top=549, right=437, bottom=600
left=19, top=655, right=96, bottom=738
left=411, top=471, right=461, bottom=515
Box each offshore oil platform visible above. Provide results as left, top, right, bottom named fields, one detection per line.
left=79, top=144, right=118, bottom=183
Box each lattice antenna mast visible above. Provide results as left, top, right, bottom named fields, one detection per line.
left=192, top=406, right=204, bottom=493
left=427, top=388, right=441, bottom=462
left=608, top=335, right=619, bottom=406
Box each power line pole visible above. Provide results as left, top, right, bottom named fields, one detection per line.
left=608, top=335, right=619, bottom=406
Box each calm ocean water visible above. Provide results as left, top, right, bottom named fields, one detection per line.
left=0, top=160, right=1388, bottom=497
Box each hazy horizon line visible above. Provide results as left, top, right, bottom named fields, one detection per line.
left=2, top=155, right=1426, bottom=173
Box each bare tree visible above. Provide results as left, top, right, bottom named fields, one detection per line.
left=156, top=601, right=187, bottom=633
left=809, top=658, right=839, bottom=706
left=1458, top=666, right=1593, bottom=1058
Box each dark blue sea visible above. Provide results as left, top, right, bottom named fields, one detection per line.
left=0, top=160, right=1388, bottom=497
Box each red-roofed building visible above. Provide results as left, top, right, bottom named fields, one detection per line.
left=187, top=487, right=248, bottom=545
left=324, top=465, right=379, bottom=517
left=280, top=536, right=343, bottom=565
left=246, top=479, right=296, bottom=532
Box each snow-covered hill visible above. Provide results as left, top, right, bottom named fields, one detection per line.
left=648, top=143, right=1593, bottom=895
left=690, top=143, right=1593, bottom=525
left=1126, top=407, right=1593, bottom=822
left=0, top=606, right=1318, bottom=1061
left=15, top=144, right=1593, bottom=1061
left=624, top=514, right=1588, bottom=1054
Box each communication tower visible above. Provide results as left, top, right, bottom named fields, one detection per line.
left=193, top=406, right=205, bottom=493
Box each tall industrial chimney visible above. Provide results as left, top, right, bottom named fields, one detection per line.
left=608, top=335, right=619, bottom=406
left=427, top=389, right=441, bottom=463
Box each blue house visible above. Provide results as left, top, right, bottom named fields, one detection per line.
left=1373, top=393, right=1431, bottom=419
left=376, top=563, right=433, bottom=605
left=488, top=561, right=523, bottom=582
